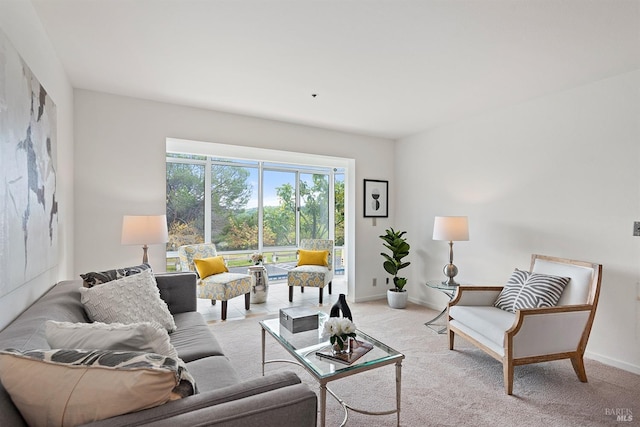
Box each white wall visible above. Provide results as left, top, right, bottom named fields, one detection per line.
left=74, top=90, right=395, bottom=302
left=396, top=70, right=640, bottom=373
left=0, top=0, right=74, bottom=330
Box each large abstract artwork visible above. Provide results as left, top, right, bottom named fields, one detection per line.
left=0, top=29, right=58, bottom=297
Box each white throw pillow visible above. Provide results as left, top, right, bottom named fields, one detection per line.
left=79, top=269, right=177, bottom=332
left=0, top=348, right=196, bottom=427
left=45, top=320, right=178, bottom=359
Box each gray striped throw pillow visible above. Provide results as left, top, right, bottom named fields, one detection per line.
left=495, top=270, right=569, bottom=313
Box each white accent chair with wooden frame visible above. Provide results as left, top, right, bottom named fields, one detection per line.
left=447, top=254, right=602, bottom=395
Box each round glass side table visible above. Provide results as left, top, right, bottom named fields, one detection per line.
left=424, top=280, right=459, bottom=334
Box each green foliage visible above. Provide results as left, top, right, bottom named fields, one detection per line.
left=271, top=182, right=296, bottom=246
left=379, top=228, right=411, bottom=291
left=334, top=179, right=345, bottom=246
left=276, top=174, right=331, bottom=241
left=167, top=220, right=204, bottom=251
left=166, top=163, right=205, bottom=244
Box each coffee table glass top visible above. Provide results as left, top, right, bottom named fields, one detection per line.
left=260, top=313, right=403, bottom=379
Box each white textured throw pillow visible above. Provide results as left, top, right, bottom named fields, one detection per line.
left=79, top=269, right=177, bottom=332
left=45, top=320, right=178, bottom=359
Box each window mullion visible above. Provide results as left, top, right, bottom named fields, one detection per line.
left=295, top=171, right=300, bottom=247
left=204, top=158, right=212, bottom=243
left=329, top=170, right=335, bottom=241
left=258, top=162, right=264, bottom=252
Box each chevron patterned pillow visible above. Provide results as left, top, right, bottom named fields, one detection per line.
left=494, top=269, right=530, bottom=313
left=513, top=272, right=570, bottom=311
left=495, top=270, right=570, bottom=313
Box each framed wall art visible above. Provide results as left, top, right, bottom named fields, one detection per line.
left=0, top=29, right=58, bottom=298
left=363, top=179, right=388, bottom=218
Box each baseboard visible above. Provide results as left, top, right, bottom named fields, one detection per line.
left=586, top=351, right=640, bottom=375
left=354, top=294, right=445, bottom=312
left=353, top=294, right=386, bottom=303
left=408, top=296, right=442, bottom=312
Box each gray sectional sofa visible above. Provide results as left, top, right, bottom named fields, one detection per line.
left=0, top=272, right=317, bottom=426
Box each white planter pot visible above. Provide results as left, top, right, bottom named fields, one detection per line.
left=387, top=289, right=408, bottom=309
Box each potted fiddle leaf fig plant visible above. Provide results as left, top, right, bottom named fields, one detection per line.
left=380, top=228, right=411, bottom=309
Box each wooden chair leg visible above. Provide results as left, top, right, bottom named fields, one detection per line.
left=244, top=292, right=250, bottom=310
left=503, top=361, right=514, bottom=395
left=328, top=281, right=332, bottom=294
left=571, top=354, right=588, bottom=382
left=448, top=329, right=455, bottom=350
left=221, top=301, right=228, bottom=321
left=319, top=287, right=323, bottom=305
left=288, top=286, right=293, bottom=302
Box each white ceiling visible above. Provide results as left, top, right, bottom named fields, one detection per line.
left=31, top=0, right=640, bottom=139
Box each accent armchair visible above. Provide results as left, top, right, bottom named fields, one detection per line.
left=178, top=244, right=253, bottom=320
left=448, top=254, right=602, bottom=395
left=288, top=239, right=334, bottom=304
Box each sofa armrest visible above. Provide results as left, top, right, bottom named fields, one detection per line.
left=508, top=305, right=593, bottom=358
left=82, top=372, right=312, bottom=427
left=155, top=272, right=197, bottom=314
left=449, top=286, right=503, bottom=307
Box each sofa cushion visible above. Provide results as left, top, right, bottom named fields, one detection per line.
left=0, top=348, right=196, bottom=427
left=184, top=356, right=241, bottom=392
left=46, top=321, right=179, bottom=359
left=193, top=256, right=228, bottom=278
left=80, top=263, right=151, bottom=287
left=80, top=269, right=177, bottom=332
left=171, top=312, right=225, bottom=362
left=449, top=306, right=515, bottom=346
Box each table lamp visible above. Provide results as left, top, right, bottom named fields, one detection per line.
left=121, top=215, right=169, bottom=264
left=432, top=216, right=469, bottom=286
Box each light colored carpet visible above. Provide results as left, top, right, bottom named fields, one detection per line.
left=208, top=297, right=639, bottom=426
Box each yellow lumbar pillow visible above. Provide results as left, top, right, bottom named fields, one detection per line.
left=298, top=249, right=329, bottom=267
left=194, top=256, right=228, bottom=278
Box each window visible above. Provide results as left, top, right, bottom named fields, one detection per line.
left=166, top=153, right=345, bottom=277
left=166, top=154, right=205, bottom=248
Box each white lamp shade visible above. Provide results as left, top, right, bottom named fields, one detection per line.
left=433, top=216, right=469, bottom=241
left=121, top=215, right=169, bottom=245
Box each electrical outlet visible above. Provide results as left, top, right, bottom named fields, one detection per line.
left=634, top=222, right=640, bottom=236
left=386, top=277, right=389, bottom=284
left=372, top=278, right=377, bottom=287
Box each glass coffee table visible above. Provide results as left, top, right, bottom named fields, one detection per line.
left=260, top=313, right=404, bottom=427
